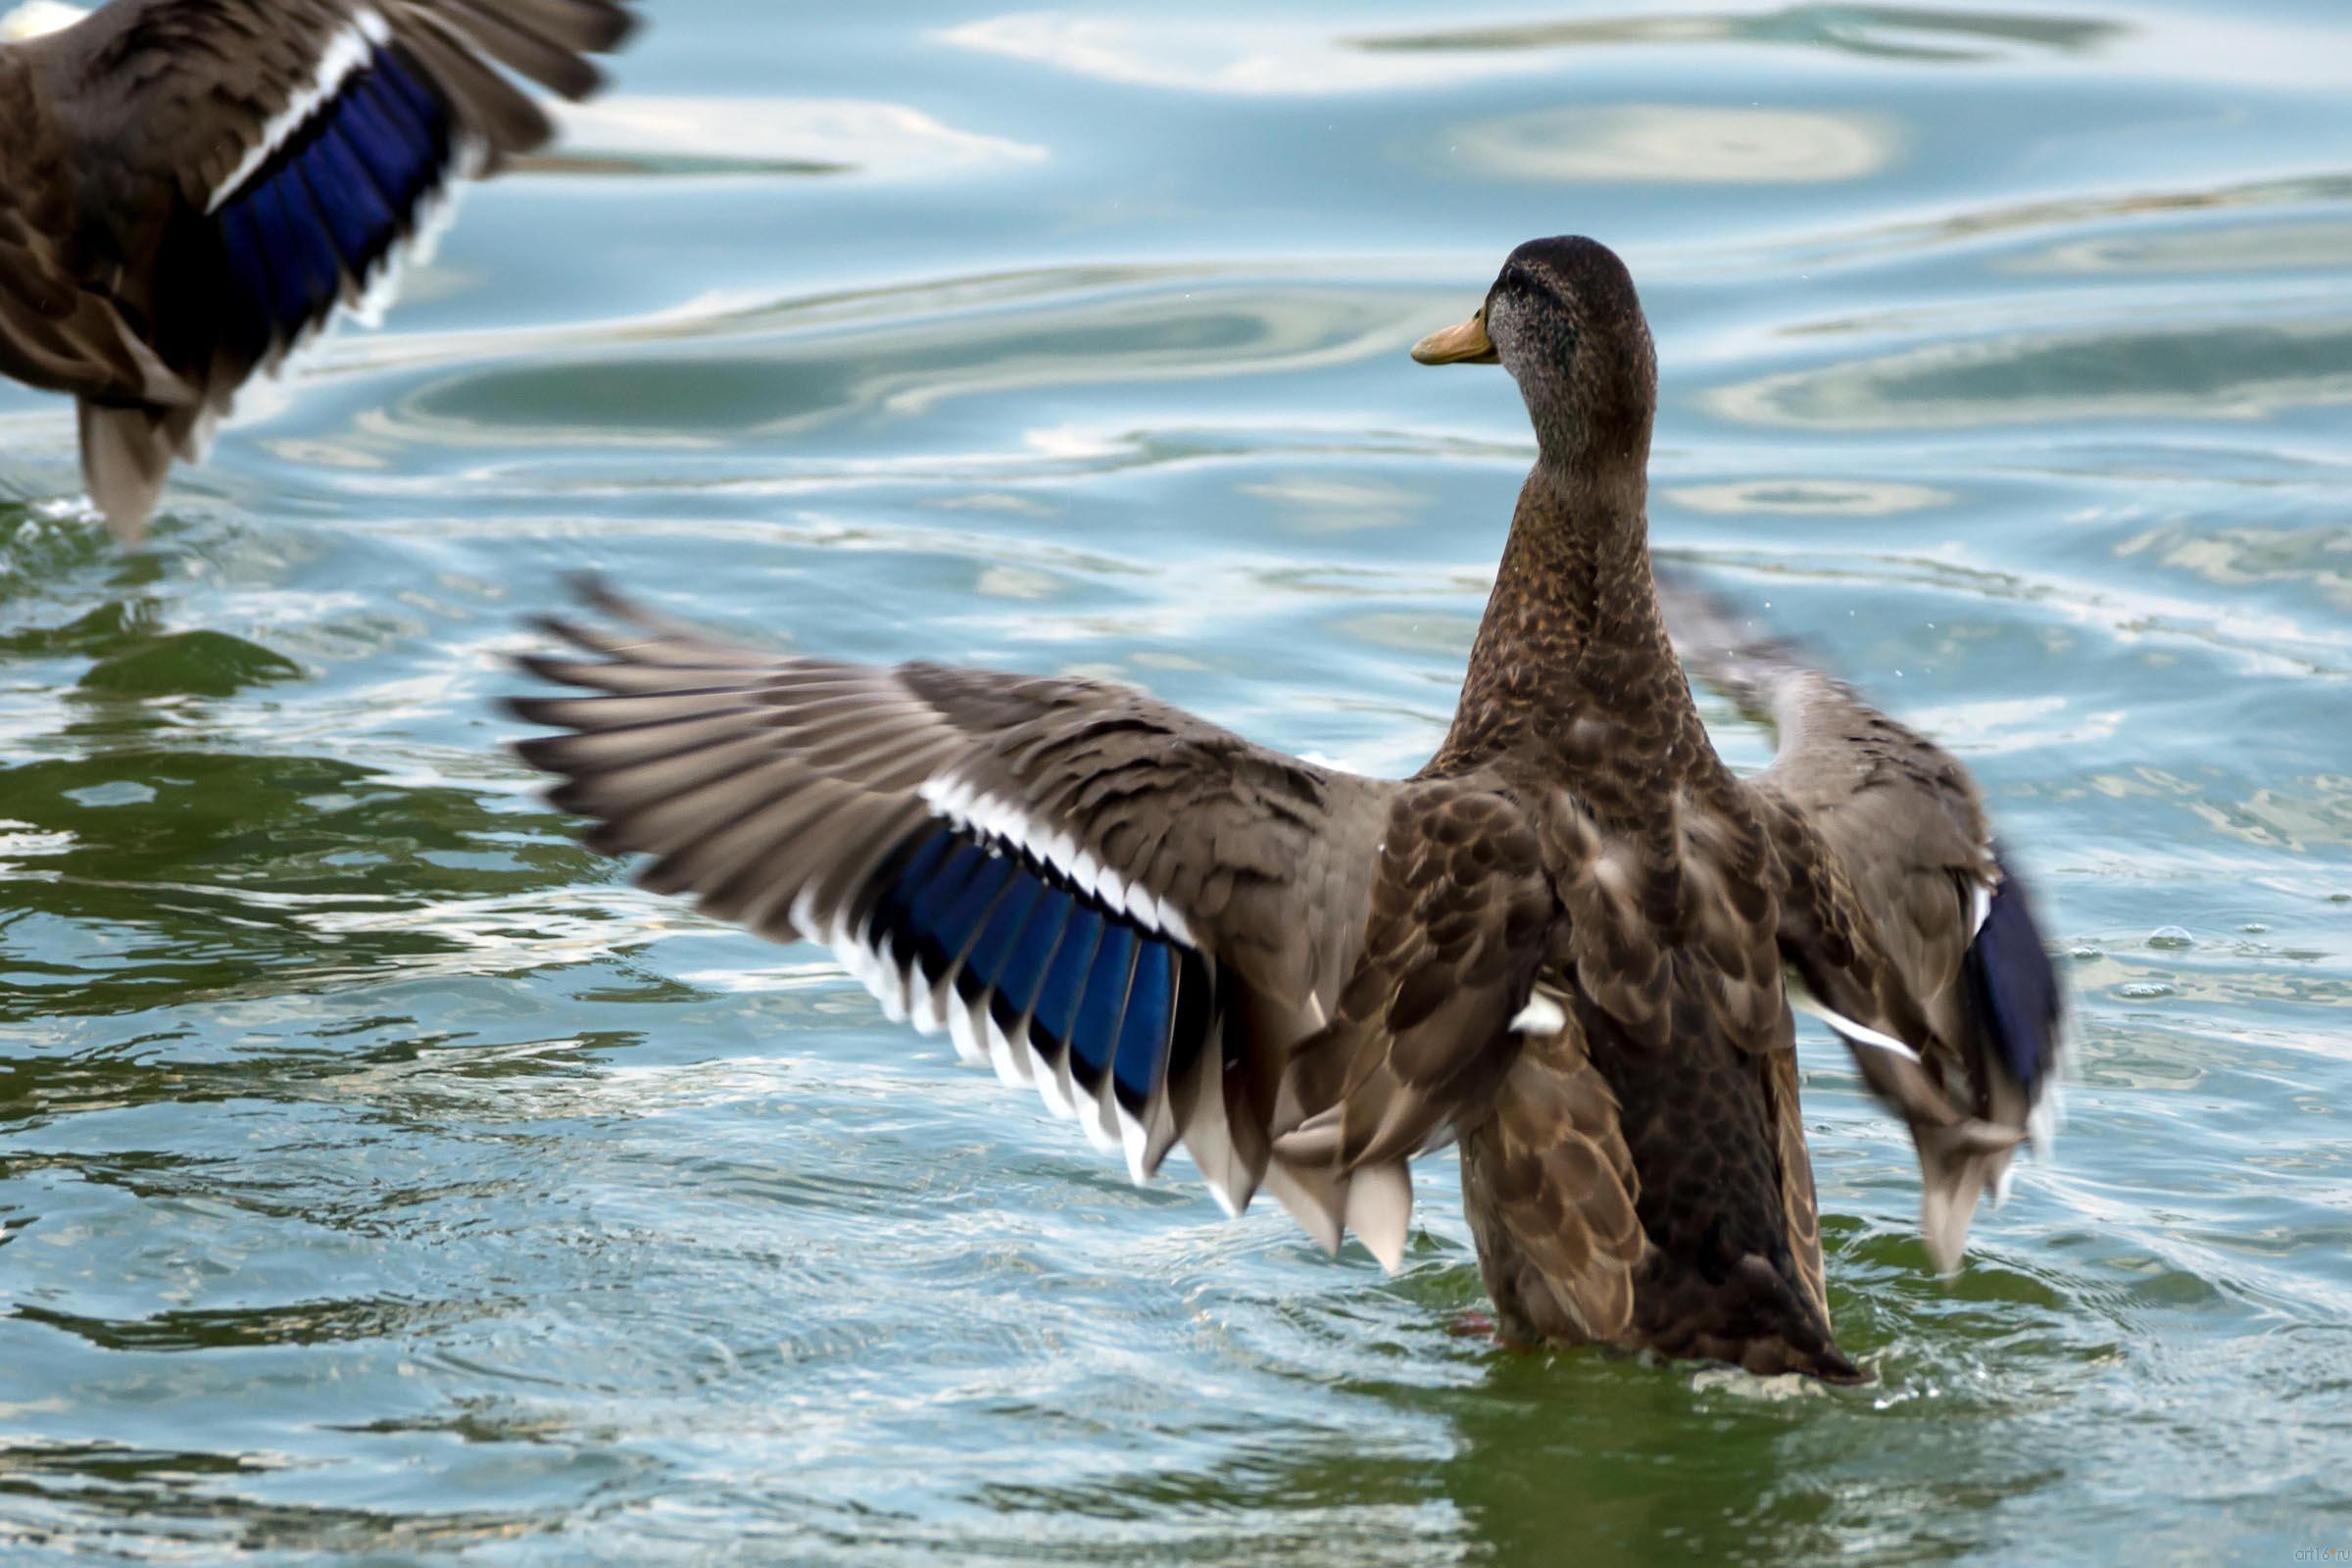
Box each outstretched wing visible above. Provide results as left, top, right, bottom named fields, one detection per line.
left=0, top=0, right=633, bottom=539
left=1661, top=573, right=2063, bottom=1273
left=506, top=584, right=1558, bottom=1270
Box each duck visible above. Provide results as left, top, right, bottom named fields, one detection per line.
left=504, top=235, right=2064, bottom=1381
left=0, top=0, right=635, bottom=545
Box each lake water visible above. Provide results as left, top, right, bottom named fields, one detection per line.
left=5, top=1, right=2351, bottom=1561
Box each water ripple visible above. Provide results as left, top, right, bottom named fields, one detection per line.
left=5, top=0, right=2351, bottom=1560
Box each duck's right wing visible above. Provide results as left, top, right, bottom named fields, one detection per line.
left=0, top=0, right=633, bottom=539
left=506, top=584, right=1560, bottom=1270
left=1661, top=573, right=2064, bottom=1273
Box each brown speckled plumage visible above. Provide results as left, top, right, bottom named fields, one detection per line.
left=0, top=0, right=634, bottom=541
left=507, top=235, right=2062, bottom=1382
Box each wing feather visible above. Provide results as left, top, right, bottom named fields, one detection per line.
left=508, top=585, right=1567, bottom=1269
left=1660, top=571, right=2064, bottom=1271
left=1459, top=1013, right=1645, bottom=1344
left=0, top=0, right=634, bottom=540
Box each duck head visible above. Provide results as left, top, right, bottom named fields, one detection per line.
left=1413, top=235, right=1657, bottom=470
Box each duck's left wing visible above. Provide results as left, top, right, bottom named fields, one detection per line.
left=1661, top=574, right=2063, bottom=1273
left=506, top=584, right=1557, bottom=1270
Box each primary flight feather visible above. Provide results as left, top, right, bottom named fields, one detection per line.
left=0, top=0, right=635, bottom=543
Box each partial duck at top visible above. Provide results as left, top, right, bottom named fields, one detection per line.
left=0, top=0, right=636, bottom=544
left=505, top=235, right=2064, bottom=1382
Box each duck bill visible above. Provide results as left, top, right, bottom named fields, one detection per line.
left=1410, top=309, right=1497, bottom=366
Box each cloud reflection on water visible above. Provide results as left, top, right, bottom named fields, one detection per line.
left=1451, top=104, right=1896, bottom=184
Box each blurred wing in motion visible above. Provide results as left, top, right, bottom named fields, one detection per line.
left=1660, top=570, right=2064, bottom=1272
left=505, top=582, right=1561, bottom=1270
left=0, top=0, right=635, bottom=542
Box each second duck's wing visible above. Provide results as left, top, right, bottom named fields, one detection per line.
left=1661, top=574, right=2063, bottom=1273
left=0, top=0, right=633, bottom=540
left=507, top=584, right=1560, bottom=1271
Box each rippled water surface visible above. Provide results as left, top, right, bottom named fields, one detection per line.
left=6, top=2, right=2352, bottom=1561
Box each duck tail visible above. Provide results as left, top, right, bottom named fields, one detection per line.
left=1690, top=1255, right=1869, bottom=1384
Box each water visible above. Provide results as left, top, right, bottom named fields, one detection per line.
left=4, top=1, right=2350, bottom=1560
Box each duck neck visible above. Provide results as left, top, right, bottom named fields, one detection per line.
left=1431, top=453, right=1703, bottom=795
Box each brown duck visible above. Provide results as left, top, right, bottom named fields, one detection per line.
left=507, top=236, right=2063, bottom=1382
left=0, top=0, right=635, bottom=544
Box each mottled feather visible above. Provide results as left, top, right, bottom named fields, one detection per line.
left=507, top=583, right=1553, bottom=1266
left=1458, top=1013, right=1645, bottom=1345
left=1659, top=570, right=2065, bottom=1272
left=0, top=0, right=635, bottom=541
